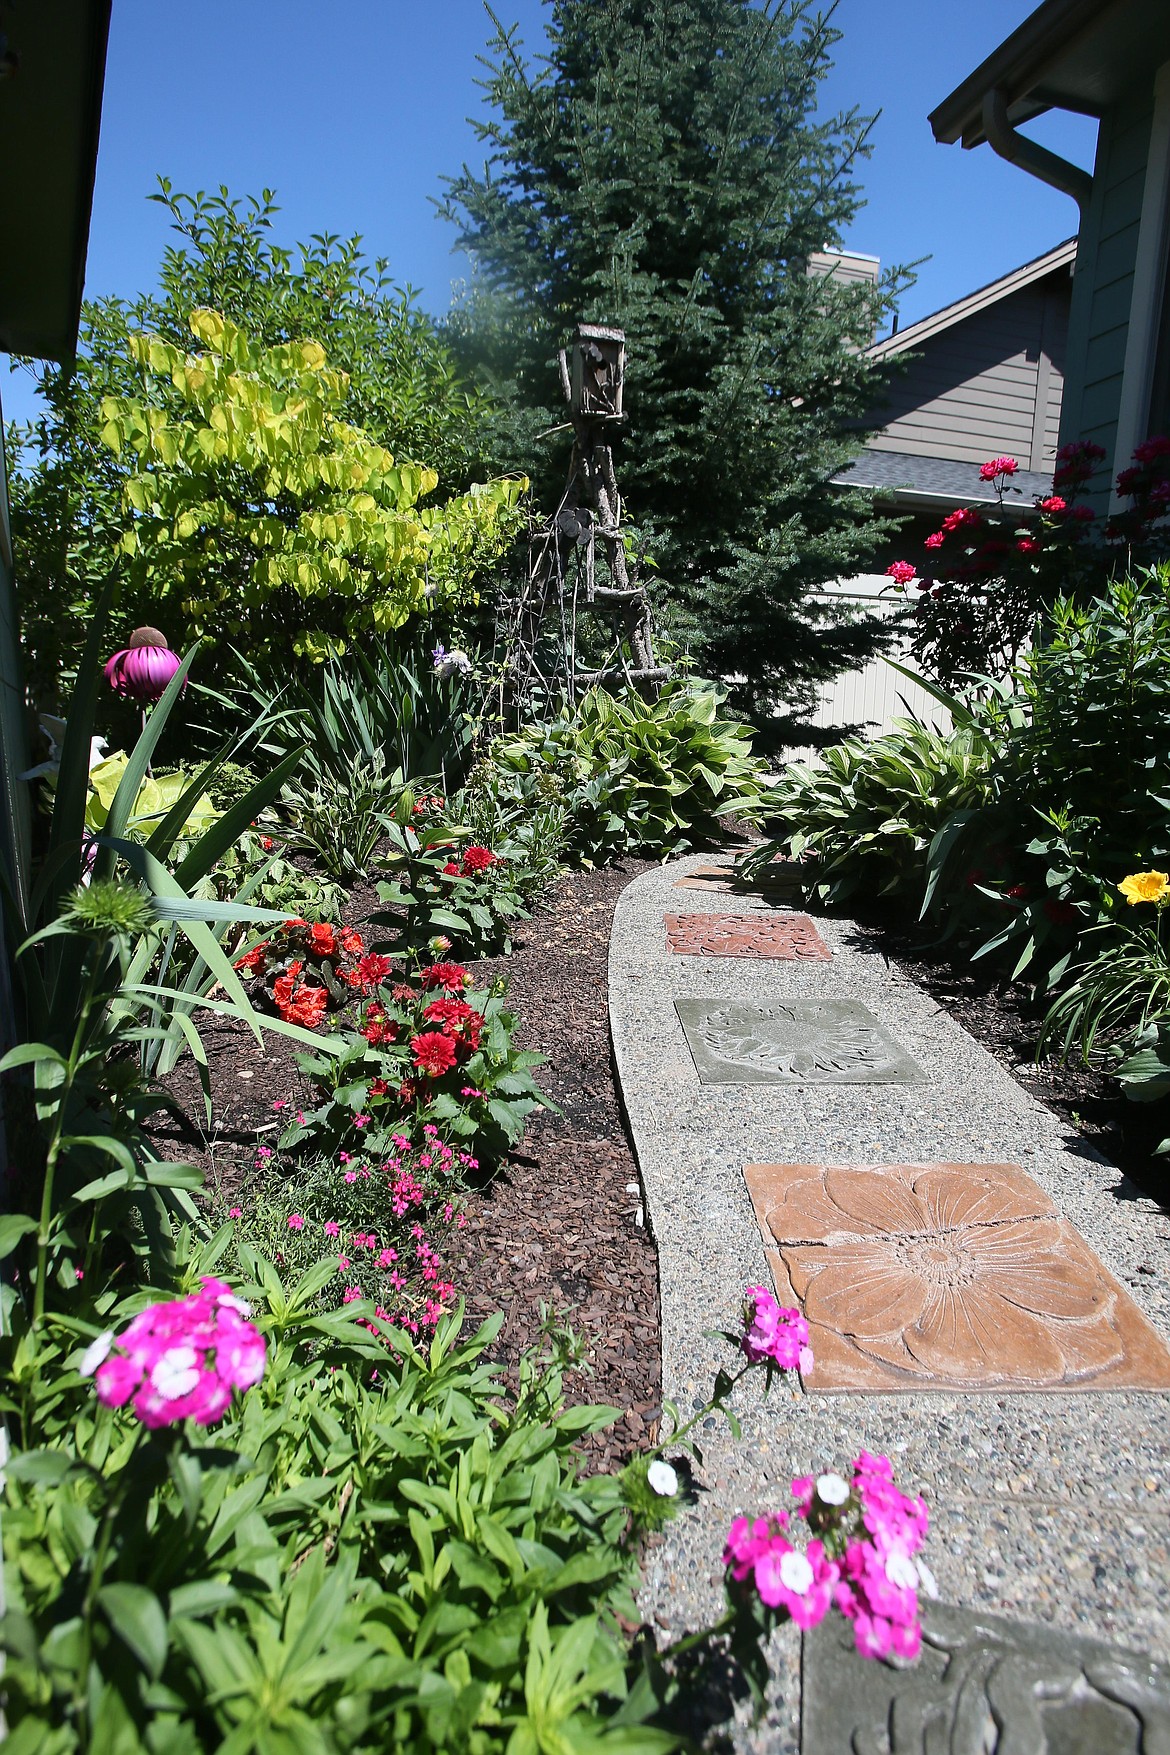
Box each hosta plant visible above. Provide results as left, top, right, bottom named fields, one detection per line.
left=490, top=679, right=770, bottom=863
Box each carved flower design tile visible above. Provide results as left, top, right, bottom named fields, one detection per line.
left=743, top=1161, right=1170, bottom=1392
left=675, top=998, right=922, bottom=1084
left=665, top=912, right=830, bottom=960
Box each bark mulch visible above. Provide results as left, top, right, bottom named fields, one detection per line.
left=148, top=855, right=664, bottom=1473
left=443, top=856, right=663, bottom=1472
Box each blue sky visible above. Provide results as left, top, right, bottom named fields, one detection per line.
left=4, top=0, right=1099, bottom=426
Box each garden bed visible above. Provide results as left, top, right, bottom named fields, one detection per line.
left=148, top=854, right=663, bottom=1470
left=849, top=909, right=1170, bottom=1210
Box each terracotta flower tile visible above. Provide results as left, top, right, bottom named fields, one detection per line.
left=665, top=911, right=830, bottom=960
left=742, top=1161, right=1170, bottom=1393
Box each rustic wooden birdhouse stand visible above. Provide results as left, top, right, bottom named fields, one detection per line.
left=502, top=322, right=666, bottom=709
left=569, top=324, right=625, bottom=421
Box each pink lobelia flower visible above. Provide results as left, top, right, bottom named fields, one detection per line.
left=104, top=627, right=183, bottom=703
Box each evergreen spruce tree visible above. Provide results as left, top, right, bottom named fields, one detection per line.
left=441, top=0, right=910, bottom=741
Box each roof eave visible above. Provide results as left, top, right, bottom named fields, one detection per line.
left=929, top=0, right=1108, bottom=148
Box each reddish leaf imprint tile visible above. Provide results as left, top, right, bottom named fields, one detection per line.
left=742, top=1161, right=1170, bottom=1393
left=665, top=912, right=830, bottom=960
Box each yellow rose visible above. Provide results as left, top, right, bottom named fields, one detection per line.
left=1118, top=870, right=1170, bottom=905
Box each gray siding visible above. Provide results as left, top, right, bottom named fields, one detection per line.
left=1059, top=80, right=1156, bottom=491
left=866, top=275, right=1069, bottom=470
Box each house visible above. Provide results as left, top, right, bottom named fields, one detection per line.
left=0, top=0, right=111, bottom=918
left=793, top=240, right=1074, bottom=751
left=930, top=0, right=1170, bottom=508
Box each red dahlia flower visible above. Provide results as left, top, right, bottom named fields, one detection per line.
left=411, top=1031, right=458, bottom=1077
left=461, top=845, right=499, bottom=873
left=419, top=962, right=470, bottom=992
left=357, top=952, right=393, bottom=987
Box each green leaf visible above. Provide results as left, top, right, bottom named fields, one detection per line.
left=0, top=1213, right=37, bottom=1257
left=97, top=1583, right=169, bottom=1679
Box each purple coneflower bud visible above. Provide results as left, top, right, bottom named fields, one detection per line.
left=104, top=627, right=182, bottom=703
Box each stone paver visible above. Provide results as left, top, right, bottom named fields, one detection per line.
left=665, top=911, right=830, bottom=960
left=676, top=997, right=923, bottom=1084
left=608, top=854, right=1170, bottom=1751
left=803, top=1603, right=1170, bottom=1753
left=745, top=1160, right=1170, bottom=1393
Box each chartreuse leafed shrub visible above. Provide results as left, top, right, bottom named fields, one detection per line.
left=478, top=680, right=770, bottom=864
left=99, top=309, right=525, bottom=661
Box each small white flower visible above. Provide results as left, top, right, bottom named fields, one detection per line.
left=885, top=1550, right=919, bottom=1591
left=647, top=1459, right=679, bottom=1497
left=916, top=1558, right=939, bottom=1600
left=778, top=1550, right=815, bottom=1595
left=79, top=1331, right=115, bottom=1378
left=150, top=1345, right=200, bottom=1401
left=815, top=1471, right=850, bottom=1506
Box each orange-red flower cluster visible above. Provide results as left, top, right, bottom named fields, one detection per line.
left=272, top=961, right=329, bottom=1028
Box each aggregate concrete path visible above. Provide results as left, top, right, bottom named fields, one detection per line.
left=609, top=855, right=1170, bottom=1751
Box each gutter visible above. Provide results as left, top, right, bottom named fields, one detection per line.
left=981, top=88, right=1094, bottom=215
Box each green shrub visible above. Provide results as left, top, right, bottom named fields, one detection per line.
left=0, top=1253, right=678, bottom=1754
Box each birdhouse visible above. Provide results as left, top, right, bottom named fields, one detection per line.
left=570, top=324, right=625, bottom=420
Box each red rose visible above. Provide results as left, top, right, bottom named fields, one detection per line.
left=941, top=507, right=981, bottom=534
left=885, top=560, right=916, bottom=585
left=1039, top=495, right=1067, bottom=513
left=411, top=1031, right=458, bottom=1077
left=978, top=455, right=1019, bottom=481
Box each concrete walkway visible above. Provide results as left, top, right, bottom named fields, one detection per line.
left=610, top=855, right=1170, bottom=1751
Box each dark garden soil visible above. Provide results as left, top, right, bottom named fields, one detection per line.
left=147, top=854, right=665, bottom=1473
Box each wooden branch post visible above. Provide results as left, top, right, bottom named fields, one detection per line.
left=510, top=324, right=667, bottom=705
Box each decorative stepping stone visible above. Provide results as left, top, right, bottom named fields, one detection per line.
left=675, top=998, right=922, bottom=1085
left=803, top=1601, right=1170, bottom=1753
left=665, top=912, right=830, bottom=960
left=743, top=1160, right=1170, bottom=1392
